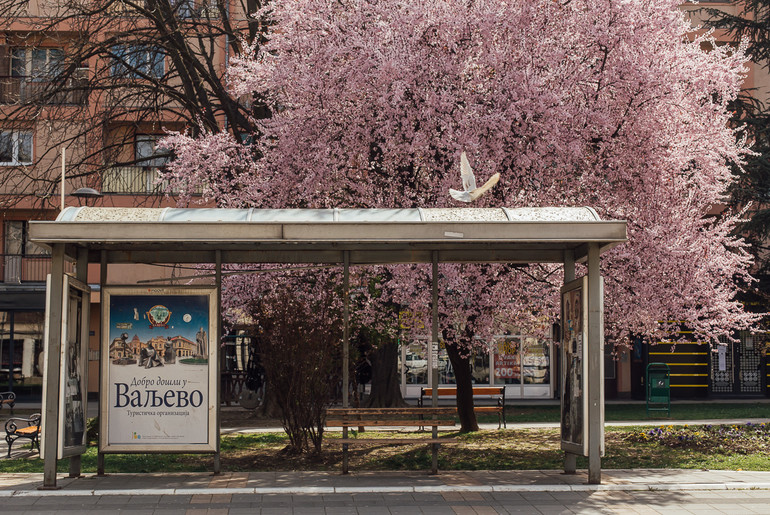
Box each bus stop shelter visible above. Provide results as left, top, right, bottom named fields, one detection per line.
left=30, top=206, right=627, bottom=488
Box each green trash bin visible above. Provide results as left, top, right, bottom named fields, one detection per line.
left=646, top=363, right=671, bottom=417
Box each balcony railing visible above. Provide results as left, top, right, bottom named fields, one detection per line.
left=0, top=77, right=88, bottom=106
left=0, top=254, right=74, bottom=283
left=103, top=166, right=204, bottom=195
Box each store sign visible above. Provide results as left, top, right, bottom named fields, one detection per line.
left=100, top=287, right=217, bottom=453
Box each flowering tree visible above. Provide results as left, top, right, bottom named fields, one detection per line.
left=164, top=0, right=761, bottom=431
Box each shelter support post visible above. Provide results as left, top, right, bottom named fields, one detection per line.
left=97, top=251, right=107, bottom=476
left=342, top=251, right=350, bottom=474
left=562, top=250, right=577, bottom=475
left=431, top=251, right=439, bottom=475
left=68, top=246, right=89, bottom=479
left=41, top=244, right=66, bottom=489
left=587, top=243, right=603, bottom=484
left=214, top=251, right=222, bottom=475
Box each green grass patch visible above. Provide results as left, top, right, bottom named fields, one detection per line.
left=4, top=422, right=770, bottom=473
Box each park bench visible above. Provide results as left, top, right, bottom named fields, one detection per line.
left=4, top=413, right=41, bottom=458
left=0, top=391, right=15, bottom=411
left=325, top=407, right=457, bottom=474
left=418, top=386, right=507, bottom=428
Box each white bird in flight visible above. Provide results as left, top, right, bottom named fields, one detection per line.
left=449, top=151, right=500, bottom=202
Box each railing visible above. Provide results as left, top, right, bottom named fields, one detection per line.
left=0, top=77, right=88, bottom=106
left=0, top=254, right=74, bottom=283
left=103, top=166, right=204, bottom=195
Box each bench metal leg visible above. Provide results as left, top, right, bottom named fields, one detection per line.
left=342, top=443, right=349, bottom=474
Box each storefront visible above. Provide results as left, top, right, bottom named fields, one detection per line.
left=400, top=331, right=554, bottom=399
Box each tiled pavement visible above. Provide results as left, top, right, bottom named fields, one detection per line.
left=2, top=470, right=770, bottom=513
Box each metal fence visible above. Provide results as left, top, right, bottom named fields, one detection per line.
left=0, top=254, right=74, bottom=283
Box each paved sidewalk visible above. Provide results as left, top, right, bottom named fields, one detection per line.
left=2, top=469, right=770, bottom=496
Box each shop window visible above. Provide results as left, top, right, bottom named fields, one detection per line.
left=404, top=341, right=427, bottom=385
left=522, top=336, right=550, bottom=384
left=0, top=130, right=32, bottom=165
left=494, top=337, right=521, bottom=385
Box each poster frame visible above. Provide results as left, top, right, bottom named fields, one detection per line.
left=560, top=276, right=588, bottom=456
left=99, top=286, right=218, bottom=454
left=41, top=274, right=91, bottom=459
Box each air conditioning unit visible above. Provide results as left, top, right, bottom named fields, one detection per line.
left=73, top=67, right=89, bottom=80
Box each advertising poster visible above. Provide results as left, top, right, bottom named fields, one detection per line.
left=560, top=277, right=588, bottom=456
left=100, top=287, right=217, bottom=453
left=41, top=274, right=91, bottom=459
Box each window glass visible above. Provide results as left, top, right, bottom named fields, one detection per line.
left=17, top=132, right=32, bottom=163
left=522, top=336, right=550, bottom=385
left=0, top=132, right=12, bottom=163
left=112, top=45, right=165, bottom=79
left=494, top=337, right=520, bottom=384
left=136, top=135, right=170, bottom=167
left=10, top=48, right=25, bottom=77
left=4, top=221, right=23, bottom=254
left=404, top=341, right=427, bottom=385
left=471, top=351, right=490, bottom=384
left=0, top=131, right=32, bottom=165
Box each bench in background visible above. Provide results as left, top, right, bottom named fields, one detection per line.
left=418, top=386, right=506, bottom=428
left=325, top=407, right=457, bottom=474
left=4, top=413, right=41, bottom=458
left=0, top=391, right=15, bottom=412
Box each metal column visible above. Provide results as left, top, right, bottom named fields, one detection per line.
left=342, top=251, right=350, bottom=474
left=431, top=251, right=439, bottom=475
left=42, top=244, right=66, bottom=489
left=562, top=249, right=577, bottom=475
left=214, top=250, right=222, bottom=475
left=97, top=251, right=107, bottom=476
left=587, top=243, right=603, bottom=484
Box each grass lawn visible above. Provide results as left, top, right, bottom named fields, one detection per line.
left=3, top=422, right=770, bottom=474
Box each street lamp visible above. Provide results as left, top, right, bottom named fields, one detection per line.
left=71, top=187, right=103, bottom=206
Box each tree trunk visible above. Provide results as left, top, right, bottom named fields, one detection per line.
left=366, top=340, right=408, bottom=407
left=445, top=342, right=479, bottom=432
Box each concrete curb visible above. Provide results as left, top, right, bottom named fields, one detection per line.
left=3, top=482, right=770, bottom=496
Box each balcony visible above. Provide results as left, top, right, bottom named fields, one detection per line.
left=0, top=77, right=88, bottom=106
left=103, top=166, right=204, bottom=195
left=0, top=254, right=74, bottom=283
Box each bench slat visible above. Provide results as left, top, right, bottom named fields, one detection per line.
left=327, top=419, right=455, bottom=427
left=421, top=387, right=504, bottom=396
left=326, top=408, right=456, bottom=416
left=329, top=438, right=457, bottom=445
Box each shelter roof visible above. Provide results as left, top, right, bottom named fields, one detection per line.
left=30, top=206, right=627, bottom=264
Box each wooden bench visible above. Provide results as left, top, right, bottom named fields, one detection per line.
left=418, top=386, right=507, bottom=428
left=4, top=413, right=41, bottom=458
left=325, top=407, right=457, bottom=474
left=0, top=391, right=15, bottom=411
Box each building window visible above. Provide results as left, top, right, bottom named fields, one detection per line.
left=10, top=47, right=64, bottom=81
left=135, top=135, right=170, bottom=168
left=111, top=45, right=165, bottom=79
left=4, top=221, right=47, bottom=256
left=0, top=131, right=32, bottom=166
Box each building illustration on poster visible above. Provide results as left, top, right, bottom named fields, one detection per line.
left=100, top=287, right=217, bottom=452
left=561, top=277, right=588, bottom=455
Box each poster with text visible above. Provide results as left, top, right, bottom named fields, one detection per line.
left=560, top=277, right=588, bottom=456
left=100, top=287, right=217, bottom=453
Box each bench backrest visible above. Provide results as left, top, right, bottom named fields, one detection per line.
left=421, top=386, right=504, bottom=397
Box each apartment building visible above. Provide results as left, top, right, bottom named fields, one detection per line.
left=0, top=0, right=255, bottom=396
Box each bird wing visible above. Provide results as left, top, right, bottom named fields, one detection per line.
left=449, top=188, right=472, bottom=202
left=468, top=173, right=500, bottom=201
left=460, top=151, right=477, bottom=191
